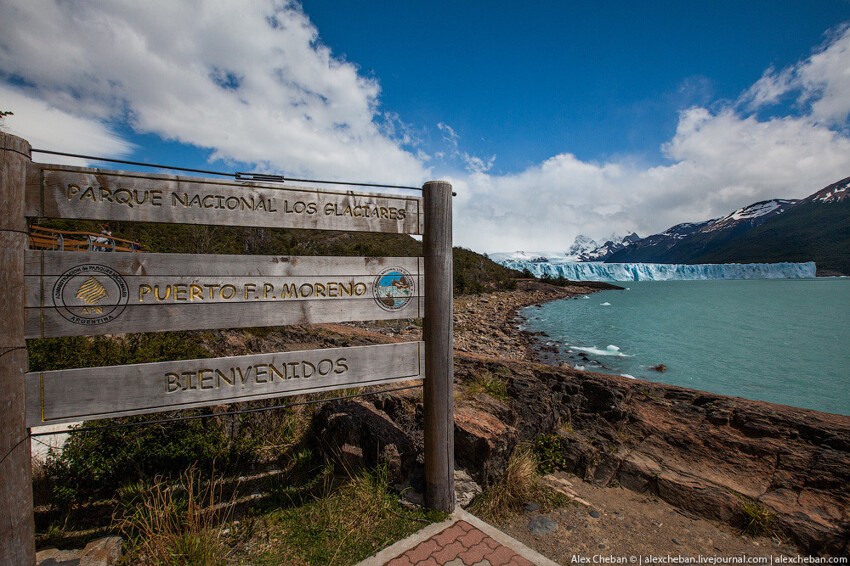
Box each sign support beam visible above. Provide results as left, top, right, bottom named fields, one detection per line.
left=423, top=180, right=455, bottom=513
left=0, top=133, right=36, bottom=564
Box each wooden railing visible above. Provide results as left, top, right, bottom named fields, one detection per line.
left=28, top=225, right=142, bottom=252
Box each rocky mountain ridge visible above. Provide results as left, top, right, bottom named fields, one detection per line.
left=604, top=177, right=850, bottom=274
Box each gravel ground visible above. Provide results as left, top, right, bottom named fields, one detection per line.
left=495, top=472, right=804, bottom=563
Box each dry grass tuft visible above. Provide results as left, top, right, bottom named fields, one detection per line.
left=469, top=444, right=545, bottom=521
left=115, top=466, right=233, bottom=565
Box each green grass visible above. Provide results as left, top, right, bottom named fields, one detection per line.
left=740, top=499, right=775, bottom=537
left=240, top=467, right=446, bottom=565
left=468, top=369, right=509, bottom=402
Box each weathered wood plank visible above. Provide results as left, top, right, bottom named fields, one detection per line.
left=26, top=342, right=423, bottom=426
left=1, top=133, right=36, bottom=564
left=423, top=180, right=455, bottom=513
left=26, top=275, right=421, bottom=307
left=26, top=163, right=423, bottom=234
left=25, top=250, right=421, bottom=277
left=27, top=296, right=423, bottom=338
left=25, top=251, right=423, bottom=337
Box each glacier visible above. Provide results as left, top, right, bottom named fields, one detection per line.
left=499, top=260, right=817, bottom=282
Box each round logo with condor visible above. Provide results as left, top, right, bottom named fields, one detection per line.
left=52, top=264, right=129, bottom=325
left=372, top=267, right=415, bottom=312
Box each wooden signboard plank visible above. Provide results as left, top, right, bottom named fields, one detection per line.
left=25, top=251, right=423, bottom=338
left=26, top=163, right=424, bottom=235
left=25, top=342, right=423, bottom=426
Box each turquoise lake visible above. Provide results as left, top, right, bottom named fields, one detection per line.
left=522, top=278, right=850, bottom=416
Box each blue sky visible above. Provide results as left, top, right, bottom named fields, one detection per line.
left=2, top=1, right=850, bottom=252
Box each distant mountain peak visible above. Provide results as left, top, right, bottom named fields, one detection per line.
left=704, top=199, right=798, bottom=232
left=569, top=232, right=640, bottom=262
left=802, top=177, right=850, bottom=204
left=603, top=176, right=850, bottom=275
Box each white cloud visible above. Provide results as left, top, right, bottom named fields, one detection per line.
left=0, top=0, right=428, bottom=183
left=740, top=25, right=850, bottom=125
left=2, top=2, right=848, bottom=254
left=437, top=122, right=460, bottom=149
left=451, top=25, right=850, bottom=253
left=453, top=104, right=850, bottom=253
left=0, top=84, right=133, bottom=165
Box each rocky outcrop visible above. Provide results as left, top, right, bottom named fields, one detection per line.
left=312, top=355, right=850, bottom=556
left=456, top=356, right=850, bottom=556
left=311, top=282, right=848, bottom=556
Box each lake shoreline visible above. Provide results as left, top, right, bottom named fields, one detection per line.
left=445, top=279, right=850, bottom=556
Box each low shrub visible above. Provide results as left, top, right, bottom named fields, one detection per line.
left=533, top=433, right=570, bottom=474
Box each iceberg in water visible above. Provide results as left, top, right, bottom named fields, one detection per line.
left=500, top=260, right=817, bottom=282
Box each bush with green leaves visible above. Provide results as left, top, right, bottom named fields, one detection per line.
left=45, top=414, right=258, bottom=505
left=533, top=433, right=570, bottom=474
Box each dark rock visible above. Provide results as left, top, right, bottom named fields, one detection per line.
left=313, top=400, right=417, bottom=484
left=523, top=501, right=541, bottom=513
left=589, top=510, right=601, bottom=518
left=528, top=515, right=558, bottom=535
left=591, top=453, right=622, bottom=486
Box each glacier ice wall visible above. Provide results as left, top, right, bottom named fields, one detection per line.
left=500, top=260, right=817, bottom=282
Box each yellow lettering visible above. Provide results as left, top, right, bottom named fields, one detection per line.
left=220, top=284, right=236, bottom=299
left=216, top=368, right=234, bottom=387
left=154, top=285, right=171, bottom=301
left=269, top=363, right=285, bottom=381
left=139, top=284, right=152, bottom=303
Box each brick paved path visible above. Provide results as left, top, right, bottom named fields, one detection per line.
left=384, top=520, right=535, bottom=566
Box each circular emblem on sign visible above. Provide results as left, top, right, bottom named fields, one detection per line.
left=373, top=267, right=415, bottom=312
left=52, top=264, right=129, bottom=326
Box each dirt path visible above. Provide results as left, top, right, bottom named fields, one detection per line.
left=494, top=472, right=803, bottom=562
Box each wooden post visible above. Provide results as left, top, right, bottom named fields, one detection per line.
left=423, top=180, right=454, bottom=512
left=0, top=133, right=35, bottom=564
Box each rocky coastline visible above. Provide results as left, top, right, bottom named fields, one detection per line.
left=315, top=280, right=850, bottom=556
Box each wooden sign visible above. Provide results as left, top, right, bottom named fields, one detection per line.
left=25, top=342, right=423, bottom=426
left=25, top=251, right=423, bottom=338
left=26, top=163, right=423, bottom=234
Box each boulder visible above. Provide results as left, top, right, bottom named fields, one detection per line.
left=312, top=400, right=418, bottom=484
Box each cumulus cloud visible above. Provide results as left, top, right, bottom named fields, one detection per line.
left=453, top=25, right=850, bottom=252
left=1, top=84, right=134, bottom=165
left=454, top=105, right=850, bottom=253
left=0, top=0, right=428, bottom=183
left=740, top=25, right=850, bottom=125
left=2, top=2, right=848, bottom=253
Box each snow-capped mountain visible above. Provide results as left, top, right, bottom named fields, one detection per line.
left=605, top=199, right=798, bottom=264
left=703, top=199, right=797, bottom=233
left=606, top=176, right=850, bottom=275
left=565, top=235, right=599, bottom=259
left=566, top=232, right=640, bottom=261
left=799, top=177, right=850, bottom=204
left=491, top=232, right=640, bottom=264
